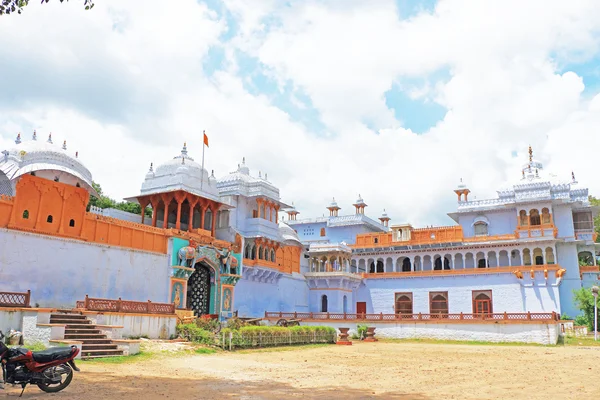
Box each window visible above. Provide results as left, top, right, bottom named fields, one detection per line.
left=22, top=210, right=29, bottom=219
left=374, top=237, right=379, bottom=244
left=472, top=290, right=492, bottom=315
left=321, top=295, right=328, bottom=312
left=474, top=222, right=488, bottom=236
left=258, top=247, right=264, bottom=260
left=395, top=293, right=413, bottom=315
left=477, top=258, right=487, bottom=268
left=573, top=211, right=593, bottom=231
left=30, top=172, right=36, bottom=176
left=53, top=177, right=59, bottom=182
left=541, top=208, right=551, bottom=224
left=429, top=292, right=448, bottom=315
left=402, top=258, right=411, bottom=272
left=76, top=182, right=81, bottom=188
left=519, top=210, right=528, bottom=226
left=530, top=209, right=541, bottom=226
left=320, top=228, right=326, bottom=237
left=46, top=215, right=53, bottom=223
left=69, top=219, right=75, bottom=227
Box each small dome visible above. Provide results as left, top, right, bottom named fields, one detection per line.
left=354, top=194, right=365, bottom=205
left=457, top=178, right=467, bottom=190
left=0, top=132, right=97, bottom=197
left=279, top=221, right=301, bottom=244
left=329, top=197, right=339, bottom=208
left=380, top=209, right=389, bottom=219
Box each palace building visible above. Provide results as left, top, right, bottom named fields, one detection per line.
left=0, top=132, right=598, bottom=344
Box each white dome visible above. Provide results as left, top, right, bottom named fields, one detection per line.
left=138, top=143, right=220, bottom=201
left=0, top=132, right=97, bottom=197
left=278, top=221, right=301, bottom=245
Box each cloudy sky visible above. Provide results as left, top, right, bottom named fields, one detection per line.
left=1, top=0, right=600, bottom=226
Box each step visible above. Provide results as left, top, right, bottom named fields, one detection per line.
left=65, top=329, right=101, bottom=335
left=63, top=324, right=96, bottom=329
left=80, top=349, right=124, bottom=358
left=72, top=338, right=112, bottom=344
left=51, top=313, right=86, bottom=319
left=64, top=334, right=107, bottom=340
left=82, top=344, right=119, bottom=351
left=52, top=321, right=93, bottom=326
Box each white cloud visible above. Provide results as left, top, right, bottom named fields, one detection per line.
left=1, top=0, right=600, bottom=229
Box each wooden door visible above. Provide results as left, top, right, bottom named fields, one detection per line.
left=356, top=302, right=366, bottom=316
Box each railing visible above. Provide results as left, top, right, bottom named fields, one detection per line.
left=264, top=311, right=560, bottom=322
left=0, top=290, right=31, bottom=307
left=76, top=295, right=175, bottom=315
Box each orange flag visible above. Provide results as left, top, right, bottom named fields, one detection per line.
left=203, top=130, right=209, bottom=147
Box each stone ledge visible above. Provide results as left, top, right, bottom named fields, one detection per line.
left=36, top=323, right=67, bottom=327
left=111, top=339, right=141, bottom=344
left=80, top=310, right=177, bottom=319
left=95, top=324, right=124, bottom=329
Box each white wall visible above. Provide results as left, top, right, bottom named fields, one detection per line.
left=298, top=320, right=560, bottom=345
left=234, top=273, right=309, bottom=317
left=89, top=312, right=177, bottom=339
left=356, top=273, right=561, bottom=315
left=0, top=309, right=23, bottom=334
left=0, top=229, right=170, bottom=308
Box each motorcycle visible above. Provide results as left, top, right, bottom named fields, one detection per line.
left=0, top=330, right=80, bottom=397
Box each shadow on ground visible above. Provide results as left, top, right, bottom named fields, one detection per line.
left=3, top=371, right=430, bottom=399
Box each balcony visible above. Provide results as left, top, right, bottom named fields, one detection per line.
left=515, top=224, right=557, bottom=239
left=575, top=229, right=597, bottom=242
left=240, top=218, right=280, bottom=241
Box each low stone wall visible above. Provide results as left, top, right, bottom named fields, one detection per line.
left=287, top=321, right=560, bottom=345
left=0, top=308, right=23, bottom=334
left=85, top=311, right=177, bottom=339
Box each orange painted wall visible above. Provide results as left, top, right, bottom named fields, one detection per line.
left=0, top=174, right=168, bottom=254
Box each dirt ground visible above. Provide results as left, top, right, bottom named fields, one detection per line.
left=4, top=341, right=600, bottom=399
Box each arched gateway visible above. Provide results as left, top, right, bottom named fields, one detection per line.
left=187, top=262, right=213, bottom=316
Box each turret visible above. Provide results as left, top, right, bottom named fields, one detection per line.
left=286, top=202, right=300, bottom=221
left=454, top=178, right=470, bottom=202
left=379, top=209, right=391, bottom=227
left=353, top=194, right=367, bottom=215
left=326, top=197, right=341, bottom=217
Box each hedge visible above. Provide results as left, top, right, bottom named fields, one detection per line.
left=176, top=323, right=215, bottom=345
left=219, top=325, right=337, bottom=348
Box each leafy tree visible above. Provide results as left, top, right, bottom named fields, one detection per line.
left=573, top=287, right=599, bottom=332
left=87, top=181, right=151, bottom=217
left=0, top=0, right=94, bottom=16
left=590, top=196, right=600, bottom=243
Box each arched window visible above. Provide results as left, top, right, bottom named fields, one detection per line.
left=76, top=182, right=81, bottom=188
left=579, top=251, right=594, bottom=266
left=474, top=222, right=488, bottom=236
left=22, top=210, right=29, bottom=219
left=530, top=209, right=541, bottom=226
left=376, top=260, right=384, bottom=273
left=477, top=259, right=487, bottom=268
left=473, top=290, right=492, bottom=315
left=395, top=293, right=413, bottom=315
left=519, top=210, right=528, bottom=226
left=374, top=237, right=379, bottom=244
left=321, top=295, right=328, bottom=312
left=69, top=219, right=75, bottom=227
left=541, top=208, right=551, bottom=224
left=320, top=228, right=326, bottom=237
left=444, top=257, right=451, bottom=270
left=258, top=247, right=264, bottom=260
left=434, top=257, right=442, bottom=270
left=46, top=215, right=53, bottom=223
left=430, top=292, right=448, bottom=315
left=30, top=172, right=36, bottom=176
left=402, top=258, right=411, bottom=272
left=53, top=177, right=59, bottom=182
left=271, top=249, right=275, bottom=262
left=250, top=245, right=256, bottom=260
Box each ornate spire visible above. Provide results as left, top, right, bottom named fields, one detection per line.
left=32, top=130, right=37, bottom=141
left=15, top=133, right=21, bottom=144
left=75, top=151, right=79, bottom=158
left=181, top=142, right=188, bottom=157
left=572, top=171, right=578, bottom=184
left=210, top=169, right=215, bottom=178
left=47, top=133, right=53, bottom=144
left=528, top=145, right=533, bottom=163
left=242, top=157, right=245, bottom=164
left=181, top=156, right=185, bottom=165
left=149, top=162, right=153, bottom=172
left=62, top=140, right=67, bottom=150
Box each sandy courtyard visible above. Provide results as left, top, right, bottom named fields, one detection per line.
left=4, top=341, right=599, bottom=399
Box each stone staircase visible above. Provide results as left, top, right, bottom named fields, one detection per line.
left=49, top=312, right=124, bottom=359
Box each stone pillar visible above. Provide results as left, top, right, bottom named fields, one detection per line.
left=151, top=199, right=158, bottom=227
left=175, top=200, right=183, bottom=230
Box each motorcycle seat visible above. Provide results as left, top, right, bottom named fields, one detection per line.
left=32, top=347, right=73, bottom=363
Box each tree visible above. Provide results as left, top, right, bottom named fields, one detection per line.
left=0, top=0, right=94, bottom=16
left=573, top=287, right=599, bottom=332
left=590, top=196, right=600, bottom=243
left=87, top=181, right=151, bottom=217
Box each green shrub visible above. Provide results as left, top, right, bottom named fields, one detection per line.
left=560, top=314, right=572, bottom=320
left=356, top=324, right=368, bottom=339
left=573, top=287, right=599, bottom=331
left=218, top=325, right=336, bottom=348
left=196, top=316, right=220, bottom=333
left=176, top=323, right=215, bottom=345
left=226, top=317, right=247, bottom=330
left=574, top=315, right=589, bottom=328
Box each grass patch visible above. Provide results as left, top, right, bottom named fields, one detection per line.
left=195, top=347, right=217, bottom=354
left=236, top=343, right=332, bottom=354
left=561, top=336, right=600, bottom=347
left=80, top=351, right=156, bottom=364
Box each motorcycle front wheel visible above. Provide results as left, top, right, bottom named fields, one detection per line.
left=37, top=364, right=73, bottom=393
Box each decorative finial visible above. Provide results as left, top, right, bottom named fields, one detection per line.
left=32, top=130, right=37, bottom=141
left=15, top=133, right=21, bottom=144
left=62, top=140, right=67, bottom=150
left=47, top=133, right=53, bottom=144
left=149, top=162, right=153, bottom=172
left=75, top=151, right=79, bottom=158
left=572, top=171, right=575, bottom=181
left=211, top=169, right=215, bottom=178
left=259, top=171, right=262, bottom=178
left=535, top=168, right=539, bottom=177
left=528, top=145, right=533, bottom=163
left=242, top=157, right=245, bottom=164
left=265, top=173, right=268, bottom=180
left=181, top=142, right=188, bottom=157
left=181, top=156, right=185, bottom=165
left=522, top=170, right=525, bottom=178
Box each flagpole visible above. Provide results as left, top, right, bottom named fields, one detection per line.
left=201, top=130, right=206, bottom=191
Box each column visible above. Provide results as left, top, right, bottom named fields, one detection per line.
left=211, top=205, right=218, bottom=236
left=175, top=200, right=183, bottom=230
left=257, top=199, right=262, bottom=219
left=188, top=199, right=197, bottom=232
left=140, top=199, right=149, bottom=225
left=200, top=205, right=206, bottom=230
left=151, top=201, right=158, bottom=227
left=275, top=206, right=279, bottom=223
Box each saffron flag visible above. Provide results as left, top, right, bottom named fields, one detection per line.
left=203, top=131, right=209, bottom=147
